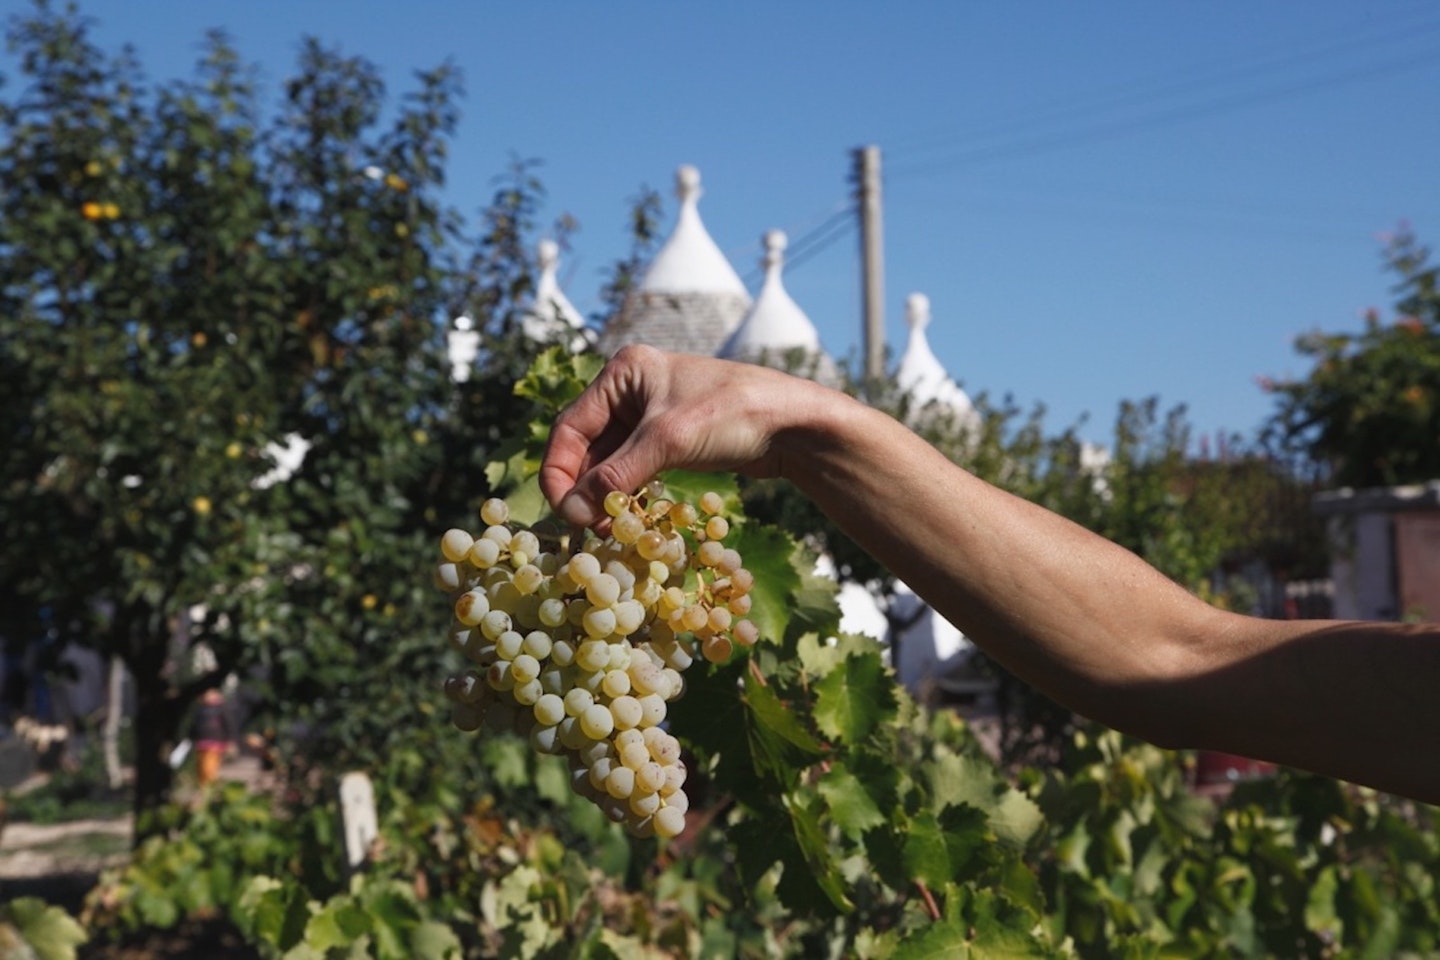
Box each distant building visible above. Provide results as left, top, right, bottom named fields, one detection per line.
left=895, top=292, right=979, bottom=434
left=599, top=165, right=751, bottom=358
left=718, top=230, right=840, bottom=385
left=522, top=239, right=593, bottom=352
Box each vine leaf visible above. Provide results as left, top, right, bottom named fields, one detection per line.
left=741, top=667, right=824, bottom=787
left=784, top=790, right=856, bottom=914
left=929, top=749, right=1043, bottom=849
left=727, top=523, right=800, bottom=646
left=816, top=762, right=886, bottom=840
left=813, top=649, right=896, bottom=744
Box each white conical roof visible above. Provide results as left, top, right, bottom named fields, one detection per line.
left=896, top=293, right=977, bottom=423
left=599, top=165, right=751, bottom=358
left=638, top=165, right=749, bottom=297
left=521, top=239, right=592, bottom=350
left=719, top=231, right=824, bottom=357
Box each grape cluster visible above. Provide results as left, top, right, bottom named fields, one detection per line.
left=433, top=483, right=758, bottom=839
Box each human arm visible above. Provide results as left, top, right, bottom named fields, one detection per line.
left=541, top=345, right=1440, bottom=803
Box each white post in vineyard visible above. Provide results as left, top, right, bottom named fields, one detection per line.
left=339, top=771, right=378, bottom=874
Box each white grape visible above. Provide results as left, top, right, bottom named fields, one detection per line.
left=653, top=805, right=686, bottom=839
left=538, top=598, right=567, bottom=627
left=586, top=573, right=621, bottom=608
left=567, top=552, right=600, bottom=584
left=480, top=610, right=511, bottom=641
left=494, top=630, right=524, bottom=661
left=467, top=538, right=501, bottom=568
left=511, top=678, right=542, bottom=706
left=629, top=791, right=660, bottom=817
left=454, top=589, right=490, bottom=626
left=480, top=497, right=509, bottom=526
left=451, top=701, right=484, bottom=732
left=635, top=761, right=666, bottom=794
left=604, top=765, right=635, bottom=799
left=637, top=694, right=667, bottom=728
left=521, top=630, right=553, bottom=660
left=579, top=703, right=614, bottom=740
left=582, top=607, right=616, bottom=639
left=441, top=528, right=475, bottom=563
left=433, top=563, right=463, bottom=592
left=574, top=640, right=610, bottom=673
left=530, top=723, right=561, bottom=754
left=533, top=693, right=565, bottom=726
left=563, top=687, right=594, bottom=717
left=609, top=695, right=642, bottom=731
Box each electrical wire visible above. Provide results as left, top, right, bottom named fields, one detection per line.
left=885, top=11, right=1440, bottom=169
left=889, top=48, right=1440, bottom=180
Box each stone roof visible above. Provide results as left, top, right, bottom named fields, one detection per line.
left=895, top=292, right=978, bottom=429
left=599, top=165, right=750, bottom=357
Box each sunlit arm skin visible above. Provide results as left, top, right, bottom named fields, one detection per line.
left=541, top=345, right=1440, bottom=805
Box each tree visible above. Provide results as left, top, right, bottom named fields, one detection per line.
left=0, top=2, right=512, bottom=824
left=1265, top=226, right=1440, bottom=488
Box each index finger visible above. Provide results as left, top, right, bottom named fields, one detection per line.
left=538, top=349, right=652, bottom=511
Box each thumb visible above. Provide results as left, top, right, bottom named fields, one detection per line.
left=555, top=427, right=670, bottom=528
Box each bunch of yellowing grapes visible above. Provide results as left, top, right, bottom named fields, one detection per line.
left=434, top=483, right=758, bottom=839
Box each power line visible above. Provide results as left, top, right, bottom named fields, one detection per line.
left=739, top=204, right=855, bottom=287
left=885, top=12, right=1440, bottom=165
left=888, top=48, right=1440, bottom=180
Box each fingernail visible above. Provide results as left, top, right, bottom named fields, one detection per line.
left=559, top=492, right=598, bottom=528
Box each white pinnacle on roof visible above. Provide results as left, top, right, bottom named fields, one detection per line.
left=639, top=165, right=749, bottom=297
left=896, top=293, right=977, bottom=424
left=718, top=230, right=825, bottom=359
left=522, top=239, right=592, bottom=350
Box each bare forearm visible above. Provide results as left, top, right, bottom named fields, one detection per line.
left=780, top=394, right=1440, bottom=802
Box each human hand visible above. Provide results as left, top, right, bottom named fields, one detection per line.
left=540, top=345, right=826, bottom=527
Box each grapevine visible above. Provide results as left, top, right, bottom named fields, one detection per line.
left=433, top=481, right=758, bottom=839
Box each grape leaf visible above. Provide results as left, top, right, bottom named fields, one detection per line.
left=503, top=473, right=548, bottom=526
left=903, top=811, right=954, bottom=889
left=1, top=898, right=89, bottom=960
left=513, top=347, right=604, bottom=412
left=892, top=917, right=974, bottom=960
left=730, top=818, right=836, bottom=919
left=741, top=668, right=825, bottom=786
left=928, top=749, right=1043, bottom=849
left=786, top=561, right=844, bottom=646
left=727, top=523, right=800, bottom=646
left=813, top=649, right=896, bottom=744
left=816, top=762, right=886, bottom=840
left=783, top=790, right=855, bottom=913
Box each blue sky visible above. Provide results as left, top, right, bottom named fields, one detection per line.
left=7, top=1, right=1439, bottom=447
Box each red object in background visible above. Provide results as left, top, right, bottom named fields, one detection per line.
left=1194, top=750, right=1276, bottom=785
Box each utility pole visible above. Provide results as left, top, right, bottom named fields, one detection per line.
left=854, top=144, right=885, bottom=384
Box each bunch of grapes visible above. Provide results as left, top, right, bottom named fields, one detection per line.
left=433, top=482, right=758, bottom=839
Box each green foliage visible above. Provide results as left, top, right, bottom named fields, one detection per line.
left=74, top=345, right=1440, bottom=959
left=0, top=897, right=88, bottom=960
left=1266, top=226, right=1440, bottom=487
